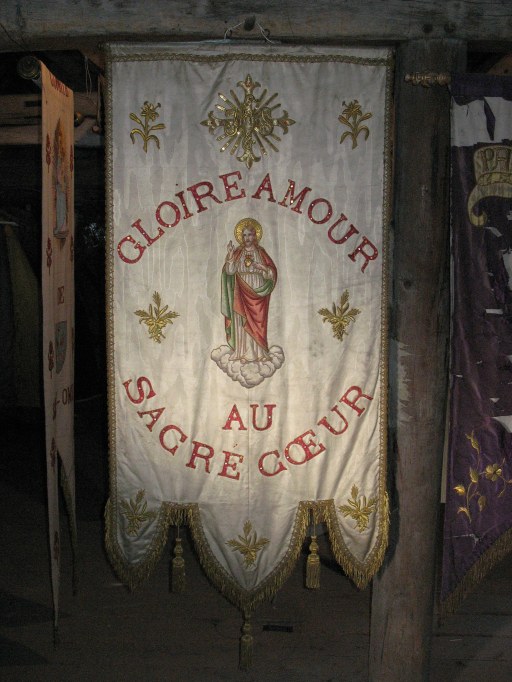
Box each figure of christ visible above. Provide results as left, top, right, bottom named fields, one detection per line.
left=221, top=218, right=277, bottom=363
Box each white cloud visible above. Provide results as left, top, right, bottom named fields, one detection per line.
left=211, top=345, right=285, bottom=388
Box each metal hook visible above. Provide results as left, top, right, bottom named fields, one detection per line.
left=223, top=17, right=273, bottom=42
left=257, top=22, right=274, bottom=43
left=224, top=20, right=243, bottom=40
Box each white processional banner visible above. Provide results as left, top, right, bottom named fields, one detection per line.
left=106, top=43, right=392, bottom=612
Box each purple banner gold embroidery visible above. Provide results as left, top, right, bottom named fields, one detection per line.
left=442, top=73, right=512, bottom=611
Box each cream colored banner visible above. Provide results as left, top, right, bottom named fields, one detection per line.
left=41, top=62, right=76, bottom=629
left=106, top=43, right=392, bottom=611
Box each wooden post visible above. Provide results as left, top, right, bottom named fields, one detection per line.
left=369, top=39, right=466, bottom=681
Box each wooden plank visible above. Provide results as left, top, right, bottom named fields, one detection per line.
left=368, top=38, right=466, bottom=682
left=432, top=634, right=512, bottom=661
left=431, top=660, right=512, bottom=680
left=0, top=92, right=99, bottom=145
left=437, top=614, right=512, bottom=636
left=0, top=1, right=511, bottom=49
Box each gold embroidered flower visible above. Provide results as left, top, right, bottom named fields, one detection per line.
left=484, top=463, right=502, bottom=482
left=140, top=101, right=161, bottom=121
left=341, top=100, right=364, bottom=119
left=338, top=99, right=372, bottom=149
left=339, top=485, right=376, bottom=533
left=135, top=291, right=179, bottom=343
left=130, top=102, right=166, bottom=152
left=226, top=520, right=269, bottom=568
left=120, top=489, right=157, bottom=536
left=318, top=290, right=361, bottom=343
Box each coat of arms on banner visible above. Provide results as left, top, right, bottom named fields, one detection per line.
left=105, top=43, right=392, bottom=665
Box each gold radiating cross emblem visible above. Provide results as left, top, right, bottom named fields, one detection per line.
left=201, top=74, right=295, bottom=169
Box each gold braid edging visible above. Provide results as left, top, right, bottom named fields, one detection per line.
left=105, top=498, right=174, bottom=589
left=104, top=53, right=118, bottom=515
left=185, top=502, right=310, bottom=615
left=105, top=497, right=389, bottom=606
left=439, top=526, right=512, bottom=617
left=105, top=499, right=310, bottom=612
left=319, top=495, right=389, bottom=589
left=105, top=46, right=393, bottom=68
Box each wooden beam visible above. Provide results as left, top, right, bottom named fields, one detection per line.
left=0, top=92, right=99, bottom=145
left=368, top=38, right=466, bottom=681
left=0, top=1, right=511, bottom=50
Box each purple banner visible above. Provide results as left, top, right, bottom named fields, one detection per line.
left=442, top=74, right=512, bottom=610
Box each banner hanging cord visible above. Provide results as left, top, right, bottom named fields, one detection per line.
left=223, top=16, right=274, bottom=43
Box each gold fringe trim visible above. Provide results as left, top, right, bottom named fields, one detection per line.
left=105, top=45, right=393, bottom=68
left=440, top=525, right=512, bottom=617
left=105, top=496, right=390, bottom=604
left=319, top=494, right=390, bottom=590
left=105, top=499, right=311, bottom=612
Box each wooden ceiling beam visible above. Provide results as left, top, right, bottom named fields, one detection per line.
left=0, top=1, right=511, bottom=50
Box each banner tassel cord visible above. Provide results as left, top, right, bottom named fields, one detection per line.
left=239, top=613, right=253, bottom=670
left=306, top=533, right=320, bottom=589
left=171, top=529, right=186, bottom=593
left=306, top=509, right=320, bottom=589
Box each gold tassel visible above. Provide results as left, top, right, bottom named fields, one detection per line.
left=239, top=614, right=253, bottom=670
left=171, top=535, right=186, bottom=593
left=306, top=534, right=320, bottom=589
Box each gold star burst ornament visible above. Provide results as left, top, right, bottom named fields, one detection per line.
left=201, top=74, right=295, bottom=168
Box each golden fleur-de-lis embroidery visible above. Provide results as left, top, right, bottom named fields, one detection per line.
left=338, top=99, right=372, bottom=149
left=339, top=485, right=377, bottom=533
left=454, top=431, right=512, bottom=522
left=129, top=101, right=166, bottom=152
left=318, top=290, right=360, bottom=342
left=134, top=291, right=179, bottom=343
left=201, top=73, right=295, bottom=169
left=226, top=520, right=270, bottom=568
left=120, top=489, right=157, bottom=536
